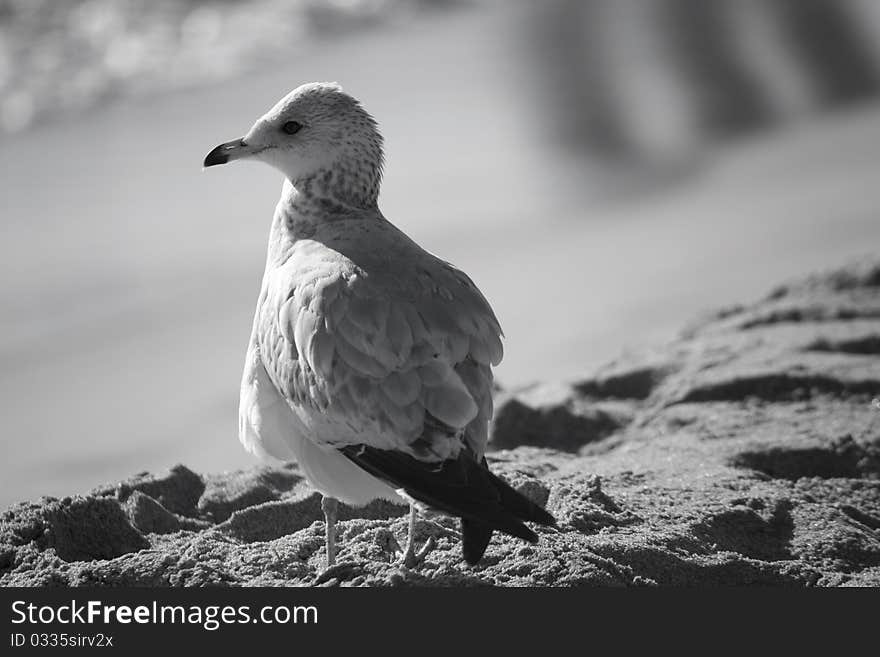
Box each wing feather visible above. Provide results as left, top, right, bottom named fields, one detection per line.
left=293, top=307, right=320, bottom=367
left=380, top=370, right=421, bottom=407
left=385, top=305, right=414, bottom=361
left=420, top=376, right=479, bottom=429
left=333, top=329, right=388, bottom=378
left=337, top=316, right=401, bottom=370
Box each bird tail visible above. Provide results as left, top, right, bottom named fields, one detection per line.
left=339, top=445, right=556, bottom=564
left=459, top=458, right=556, bottom=564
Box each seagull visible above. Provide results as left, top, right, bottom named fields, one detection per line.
left=204, top=82, right=555, bottom=570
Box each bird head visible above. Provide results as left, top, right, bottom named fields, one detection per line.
left=204, top=82, right=384, bottom=200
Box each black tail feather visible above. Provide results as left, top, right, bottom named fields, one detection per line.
left=340, top=445, right=556, bottom=563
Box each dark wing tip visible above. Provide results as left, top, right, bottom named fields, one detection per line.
left=339, top=444, right=553, bottom=564
left=484, top=467, right=557, bottom=528
left=530, top=504, right=557, bottom=528
left=461, top=519, right=493, bottom=565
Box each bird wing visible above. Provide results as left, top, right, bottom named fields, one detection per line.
left=256, top=224, right=502, bottom=462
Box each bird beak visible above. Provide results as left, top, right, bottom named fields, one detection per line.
left=203, top=138, right=251, bottom=168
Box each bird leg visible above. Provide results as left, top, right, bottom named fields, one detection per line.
left=321, top=495, right=338, bottom=567
left=399, top=504, right=436, bottom=568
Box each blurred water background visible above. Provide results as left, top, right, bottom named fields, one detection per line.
left=3, top=0, right=880, bottom=507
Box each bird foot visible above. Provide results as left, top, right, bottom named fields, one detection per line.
left=424, top=518, right=460, bottom=540
left=398, top=536, right=436, bottom=569
left=313, top=561, right=364, bottom=586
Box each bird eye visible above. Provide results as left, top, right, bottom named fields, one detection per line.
left=282, top=121, right=303, bottom=135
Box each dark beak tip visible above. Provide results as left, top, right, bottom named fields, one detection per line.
left=204, top=138, right=245, bottom=168
left=203, top=147, right=229, bottom=168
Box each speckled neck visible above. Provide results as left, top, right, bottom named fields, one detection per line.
left=265, top=169, right=382, bottom=267
left=290, top=157, right=382, bottom=214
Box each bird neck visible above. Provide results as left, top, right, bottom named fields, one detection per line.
left=288, top=161, right=381, bottom=215
left=266, top=171, right=383, bottom=266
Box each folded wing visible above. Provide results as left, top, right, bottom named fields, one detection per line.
left=257, top=234, right=503, bottom=461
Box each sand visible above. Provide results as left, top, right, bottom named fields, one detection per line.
left=3, top=256, right=878, bottom=586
